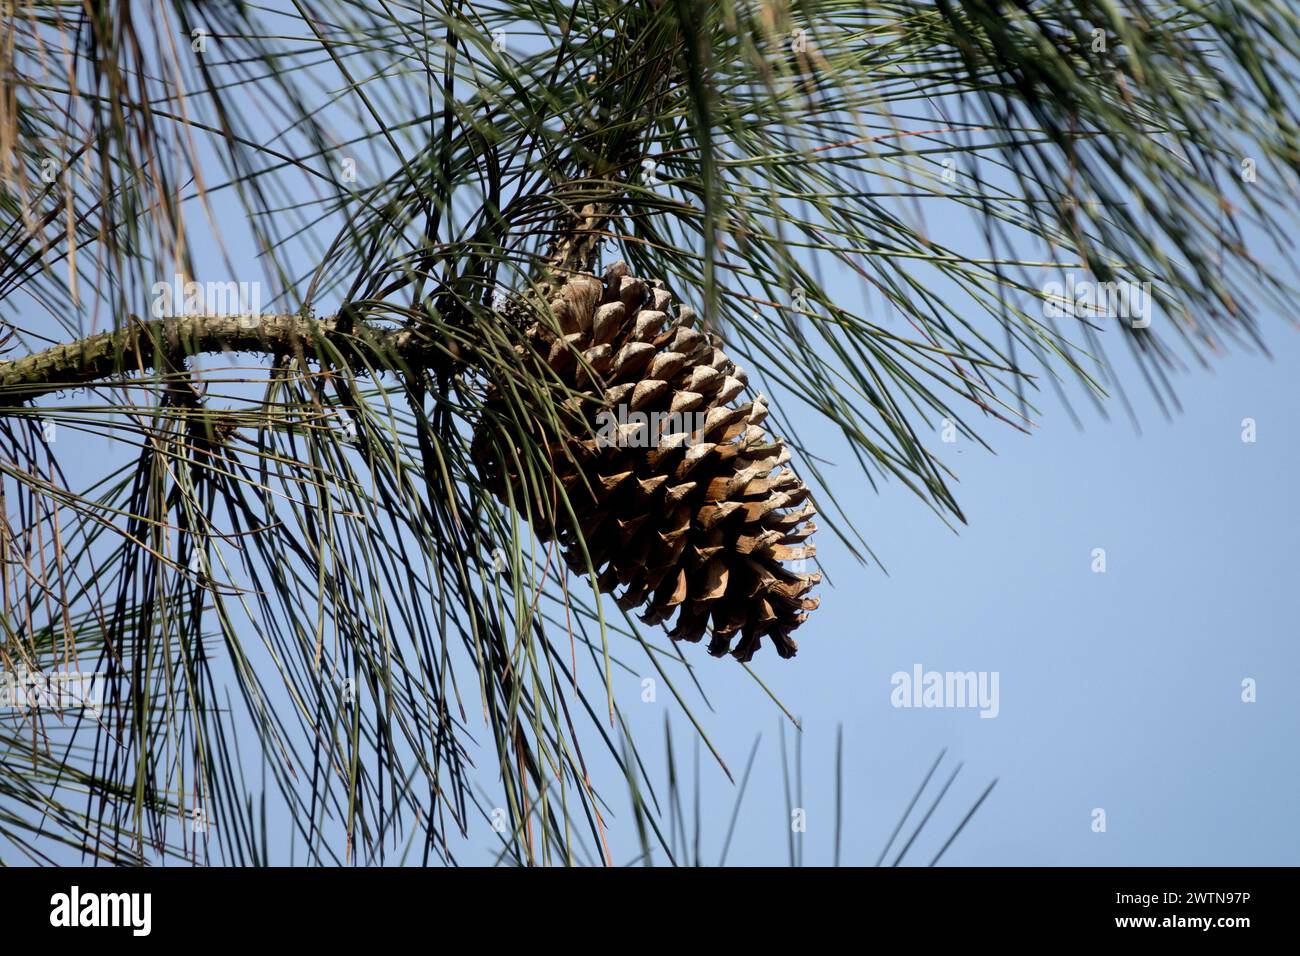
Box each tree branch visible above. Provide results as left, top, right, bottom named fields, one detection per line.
left=0, top=313, right=431, bottom=405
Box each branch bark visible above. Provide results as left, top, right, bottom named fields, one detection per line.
left=0, top=313, right=432, bottom=405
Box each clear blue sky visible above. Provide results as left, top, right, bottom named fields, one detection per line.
left=587, top=164, right=1300, bottom=864
left=612, top=318, right=1300, bottom=866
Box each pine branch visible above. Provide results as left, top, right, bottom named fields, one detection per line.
left=0, top=312, right=436, bottom=405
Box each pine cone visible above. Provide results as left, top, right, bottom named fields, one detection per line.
left=472, top=262, right=819, bottom=661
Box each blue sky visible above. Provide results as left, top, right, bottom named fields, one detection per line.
left=590, top=130, right=1300, bottom=863
left=608, top=309, right=1300, bottom=866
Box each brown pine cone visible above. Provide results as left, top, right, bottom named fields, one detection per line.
left=472, top=262, right=819, bottom=662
